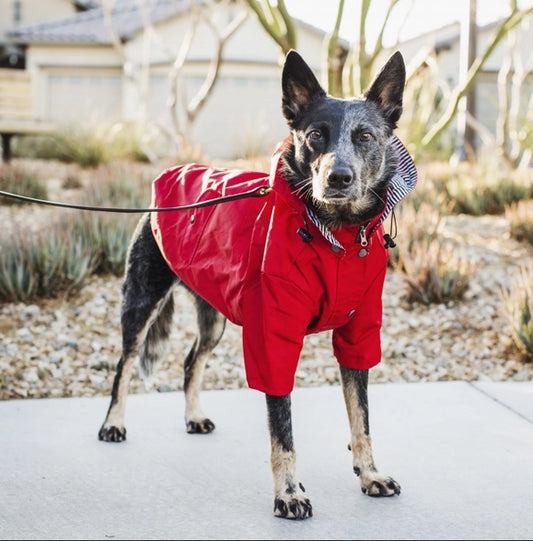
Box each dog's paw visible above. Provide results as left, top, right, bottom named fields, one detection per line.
left=361, top=475, right=401, bottom=497
left=98, top=425, right=127, bottom=442
left=186, top=418, right=215, bottom=434
left=273, top=486, right=313, bottom=520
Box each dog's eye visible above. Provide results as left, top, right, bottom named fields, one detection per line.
left=308, top=130, right=322, bottom=140
left=359, top=132, right=372, bottom=142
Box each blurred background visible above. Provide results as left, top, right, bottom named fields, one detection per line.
left=0, top=0, right=532, bottom=165
left=1, top=1, right=533, bottom=399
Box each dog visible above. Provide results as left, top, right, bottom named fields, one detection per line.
left=98, top=49, right=417, bottom=520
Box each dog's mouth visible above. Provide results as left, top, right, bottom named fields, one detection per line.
left=313, top=180, right=361, bottom=206
left=321, top=187, right=353, bottom=203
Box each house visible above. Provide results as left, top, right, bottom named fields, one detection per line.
left=0, top=0, right=97, bottom=68
left=3, top=0, right=333, bottom=160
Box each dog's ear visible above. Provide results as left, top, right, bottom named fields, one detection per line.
left=364, top=51, right=406, bottom=128
left=282, top=50, right=326, bottom=126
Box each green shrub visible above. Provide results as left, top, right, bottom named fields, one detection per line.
left=501, top=266, right=533, bottom=360
left=386, top=201, right=445, bottom=269
left=105, top=123, right=151, bottom=163
left=0, top=162, right=151, bottom=302
left=0, top=226, right=99, bottom=302
left=422, top=162, right=533, bottom=216
left=505, top=199, right=533, bottom=245
left=85, top=162, right=150, bottom=209
left=0, top=165, right=48, bottom=206
left=13, top=129, right=106, bottom=166
left=69, top=213, right=137, bottom=276
left=0, top=237, right=38, bottom=301
left=13, top=124, right=151, bottom=166
left=64, top=164, right=150, bottom=276
left=445, top=175, right=531, bottom=215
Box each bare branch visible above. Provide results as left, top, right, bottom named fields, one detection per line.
left=187, top=8, right=249, bottom=120
left=323, top=0, right=345, bottom=96
left=167, top=10, right=199, bottom=146
left=244, top=0, right=296, bottom=54
left=421, top=6, right=533, bottom=149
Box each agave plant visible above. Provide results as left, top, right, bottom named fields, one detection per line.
left=393, top=237, right=476, bottom=305
left=501, top=266, right=533, bottom=358
left=505, top=200, right=533, bottom=245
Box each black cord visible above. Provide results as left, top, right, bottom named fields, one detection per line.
left=383, top=208, right=398, bottom=249
left=0, top=186, right=272, bottom=213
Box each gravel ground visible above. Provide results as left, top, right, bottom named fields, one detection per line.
left=1, top=161, right=533, bottom=401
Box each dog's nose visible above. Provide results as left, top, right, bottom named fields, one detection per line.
left=327, top=167, right=353, bottom=189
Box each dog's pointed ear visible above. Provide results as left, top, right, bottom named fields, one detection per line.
left=282, top=50, right=326, bottom=126
left=364, top=51, right=406, bottom=128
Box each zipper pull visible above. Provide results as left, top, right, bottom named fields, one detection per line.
left=358, top=224, right=368, bottom=247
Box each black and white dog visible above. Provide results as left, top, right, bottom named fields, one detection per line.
left=98, top=50, right=416, bottom=520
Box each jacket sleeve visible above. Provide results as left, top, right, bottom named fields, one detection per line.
left=241, top=275, right=314, bottom=396
left=331, top=265, right=387, bottom=370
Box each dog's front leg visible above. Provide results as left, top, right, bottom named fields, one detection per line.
left=266, top=394, right=312, bottom=519
left=339, top=366, right=401, bottom=497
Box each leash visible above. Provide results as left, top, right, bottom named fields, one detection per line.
left=0, top=186, right=272, bottom=213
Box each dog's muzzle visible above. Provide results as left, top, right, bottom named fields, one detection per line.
left=321, top=166, right=356, bottom=201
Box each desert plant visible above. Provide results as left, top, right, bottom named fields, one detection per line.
left=69, top=213, right=136, bottom=276
left=429, top=164, right=533, bottom=216
left=0, top=165, right=48, bottom=206
left=501, top=266, right=533, bottom=359
left=505, top=199, right=533, bottom=245
left=61, top=174, right=83, bottom=190
left=386, top=201, right=445, bottom=270
left=81, top=163, right=150, bottom=275
left=0, top=226, right=99, bottom=302
left=40, top=225, right=100, bottom=294
left=446, top=176, right=531, bottom=215
left=0, top=237, right=38, bottom=301
left=392, top=237, right=476, bottom=305
left=84, top=163, right=150, bottom=209
left=0, top=161, right=152, bottom=302
left=12, top=124, right=150, bottom=166
left=12, top=129, right=107, bottom=166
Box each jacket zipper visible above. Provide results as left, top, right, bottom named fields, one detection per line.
left=359, top=223, right=369, bottom=247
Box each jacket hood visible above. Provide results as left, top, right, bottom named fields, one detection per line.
left=376, top=134, right=418, bottom=226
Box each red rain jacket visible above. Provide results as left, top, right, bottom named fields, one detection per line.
left=151, top=136, right=416, bottom=395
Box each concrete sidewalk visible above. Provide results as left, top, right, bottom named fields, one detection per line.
left=1, top=381, right=532, bottom=540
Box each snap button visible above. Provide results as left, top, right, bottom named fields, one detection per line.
left=348, top=309, right=355, bottom=317
left=190, top=214, right=195, bottom=224
left=331, top=244, right=341, bottom=253
left=358, top=248, right=368, bottom=257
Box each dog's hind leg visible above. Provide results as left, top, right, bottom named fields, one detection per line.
left=98, top=215, right=178, bottom=442
left=339, top=366, right=401, bottom=497
left=266, top=394, right=313, bottom=520
left=183, top=293, right=226, bottom=434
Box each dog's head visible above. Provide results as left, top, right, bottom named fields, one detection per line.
left=280, top=50, right=406, bottom=228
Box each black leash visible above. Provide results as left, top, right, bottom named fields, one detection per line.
left=0, top=186, right=272, bottom=213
